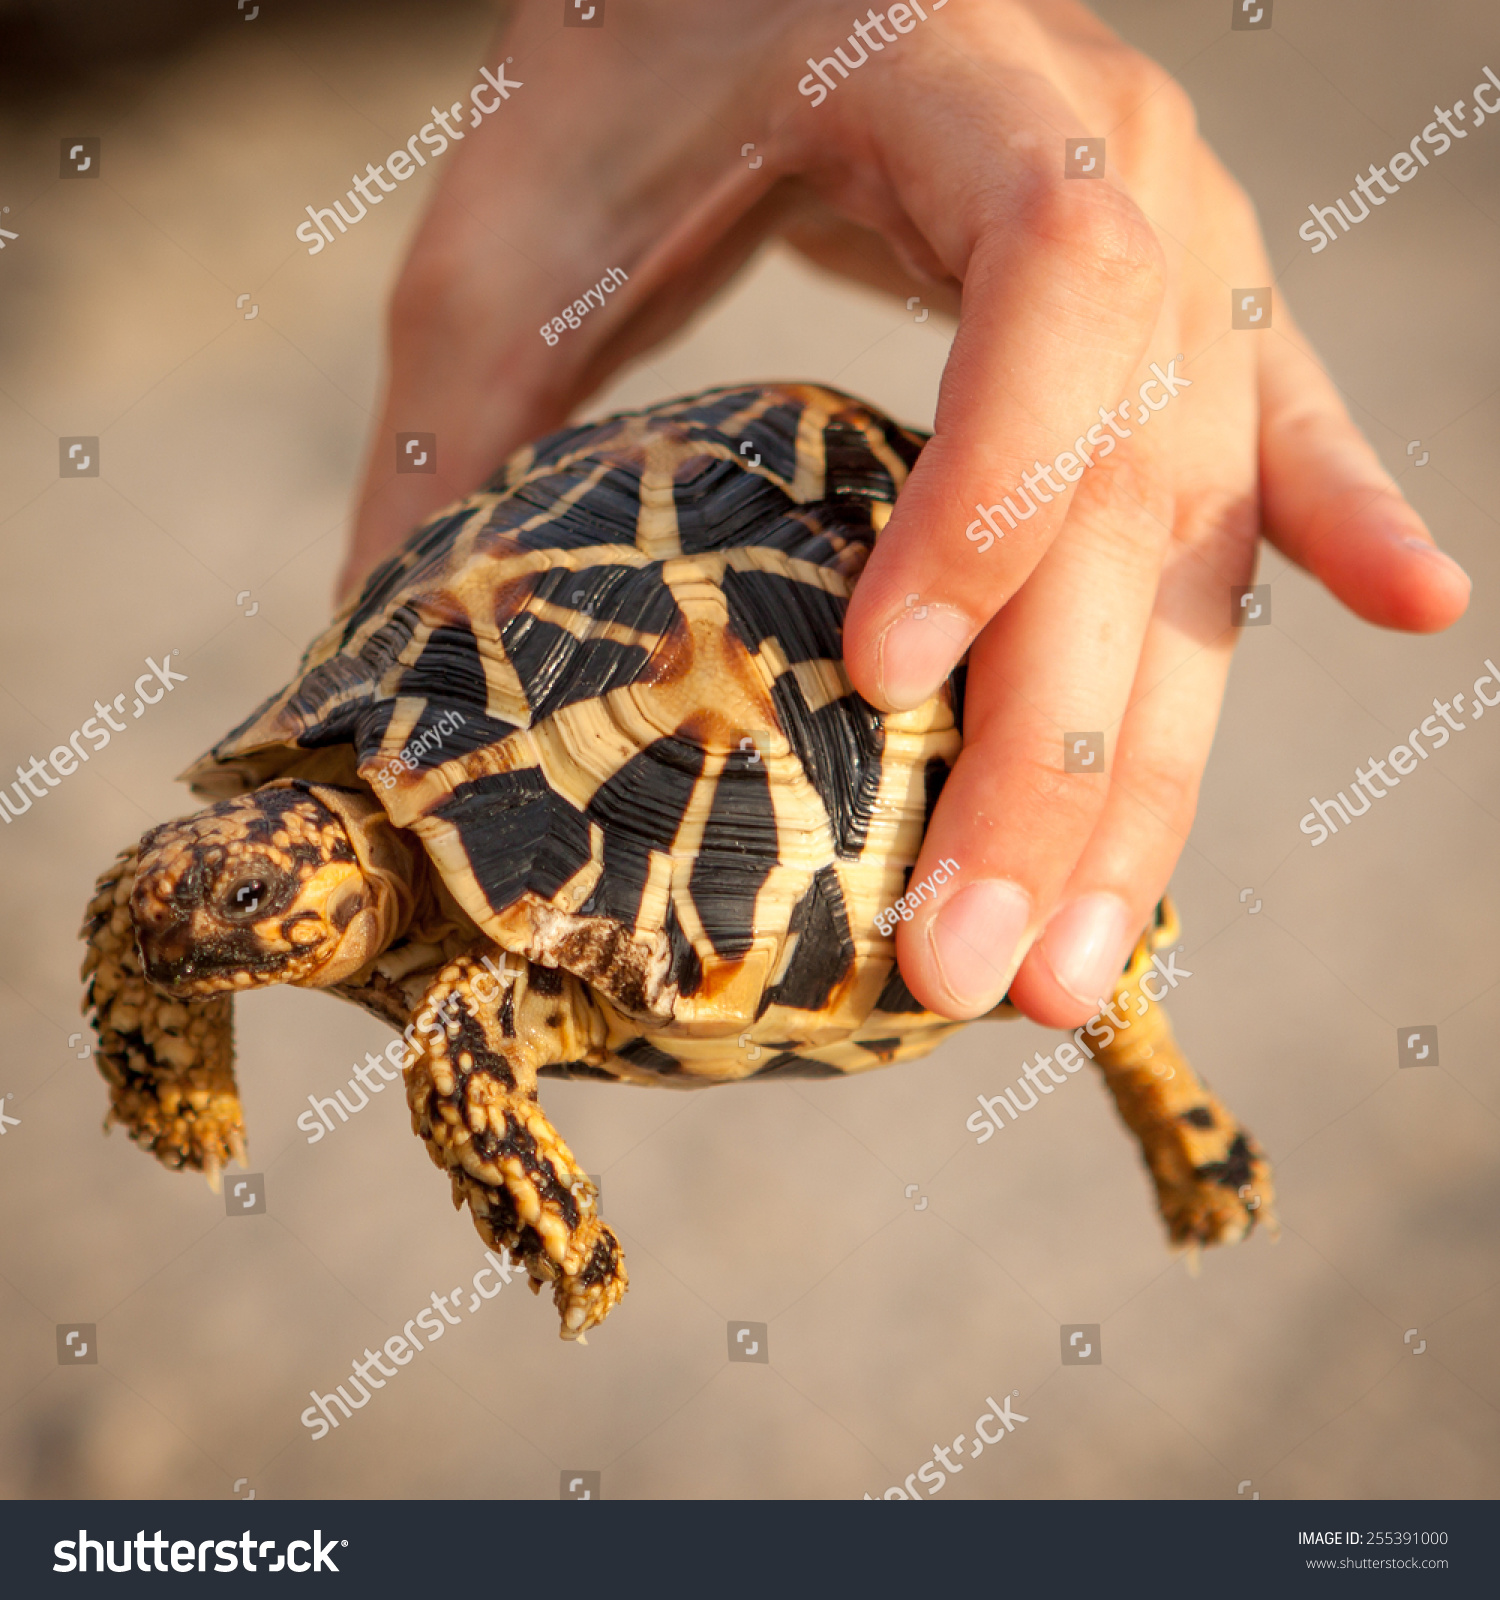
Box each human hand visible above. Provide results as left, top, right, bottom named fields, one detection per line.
left=343, top=0, right=1469, bottom=1027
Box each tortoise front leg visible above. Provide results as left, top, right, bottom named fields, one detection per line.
left=79, top=846, right=245, bottom=1188
left=404, top=948, right=627, bottom=1339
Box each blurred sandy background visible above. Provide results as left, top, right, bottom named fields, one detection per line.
left=0, top=0, right=1495, bottom=1500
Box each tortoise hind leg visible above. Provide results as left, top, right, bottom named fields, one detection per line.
left=404, top=948, right=627, bottom=1339
left=1089, top=903, right=1276, bottom=1252
left=80, top=845, right=245, bottom=1188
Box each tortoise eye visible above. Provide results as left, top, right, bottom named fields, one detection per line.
left=225, top=878, right=269, bottom=920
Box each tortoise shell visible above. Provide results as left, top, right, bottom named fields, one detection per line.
left=182, top=383, right=963, bottom=1068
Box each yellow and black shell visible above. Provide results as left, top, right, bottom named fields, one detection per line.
left=182, top=384, right=967, bottom=1079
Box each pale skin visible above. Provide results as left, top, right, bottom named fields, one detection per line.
left=340, top=0, right=1469, bottom=1027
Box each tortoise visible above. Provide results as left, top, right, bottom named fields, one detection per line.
left=80, top=382, right=1274, bottom=1340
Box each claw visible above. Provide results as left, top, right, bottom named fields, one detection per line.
left=228, top=1128, right=249, bottom=1169
left=203, top=1153, right=222, bottom=1194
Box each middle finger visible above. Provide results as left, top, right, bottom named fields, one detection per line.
left=892, top=349, right=1181, bottom=1016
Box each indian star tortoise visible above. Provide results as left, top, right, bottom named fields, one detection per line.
left=80, top=382, right=1274, bottom=1340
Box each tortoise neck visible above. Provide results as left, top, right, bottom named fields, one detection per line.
left=276, top=780, right=423, bottom=982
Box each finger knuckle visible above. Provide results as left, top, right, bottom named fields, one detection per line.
left=1136, top=71, right=1199, bottom=150
left=1075, top=451, right=1174, bottom=545
left=1027, top=172, right=1166, bottom=313
left=387, top=246, right=477, bottom=348
left=1068, top=33, right=1201, bottom=151
left=1172, top=484, right=1259, bottom=566
left=1007, top=739, right=1112, bottom=835
left=1114, top=744, right=1201, bottom=840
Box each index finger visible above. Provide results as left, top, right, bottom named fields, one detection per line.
left=836, top=78, right=1168, bottom=711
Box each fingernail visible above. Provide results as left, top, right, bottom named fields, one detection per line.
left=1037, top=892, right=1135, bottom=1008
left=878, top=609, right=969, bottom=711
left=927, top=879, right=1032, bottom=1012
left=1401, top=536, right=1471, bottom=584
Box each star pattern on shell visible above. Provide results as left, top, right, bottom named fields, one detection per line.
left=189, top=385, right=959, bottom=1049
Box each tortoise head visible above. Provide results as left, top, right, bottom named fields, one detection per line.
left=131, top=782, right=417, bottom=997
